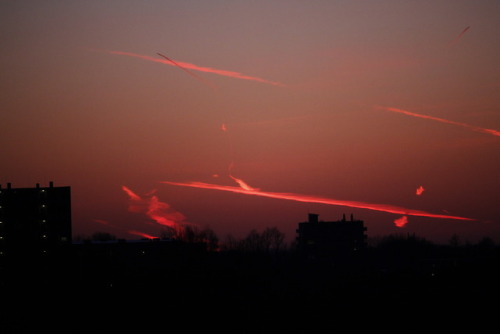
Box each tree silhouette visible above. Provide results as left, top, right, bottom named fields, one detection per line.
left=261, top=227, right=286, bottom=253
left=221, top=227, right=286, bottom=253
left=172, top=225, right=219, bottom=251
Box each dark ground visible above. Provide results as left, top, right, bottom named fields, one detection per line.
left=1, top=238, right=499, bottom=333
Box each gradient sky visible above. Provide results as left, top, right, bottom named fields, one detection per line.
left=1, top=1, right=499, bottom=244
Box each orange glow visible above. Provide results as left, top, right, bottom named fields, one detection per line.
left=394, top=216, right=409, bottom=228
left=379, top=107, right=500, bottom=137
left=162, top=181, right=473, bottom=221
left=122, top=186, right=186, bottom=231
left=416, top=186, right=425, bottom=196
left=107, top=50, right=285, bottom=87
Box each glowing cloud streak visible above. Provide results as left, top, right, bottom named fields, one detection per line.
left=162, top=181, right=473, bottom=221
left=128, top=230, right=157, bottom=239
left=380, top=107, right=500, bottom=137
left=156, top=52, right=216, bottom=89
left=394, top=216, right=409, bottom=228
left=416, top=186, right=425, bottom=196
left=93, top=218, right=154, bottom=239
left=229, top=175, right=260, bottom=192
left=107, top=50, right=284, bottom=86
left=122, top=186, right=187, bottom=231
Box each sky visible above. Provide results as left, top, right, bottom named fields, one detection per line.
left=1, top=1, right=499, bottom=244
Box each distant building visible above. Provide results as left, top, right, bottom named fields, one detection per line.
left=296, top=213, right=367, bottom=259
left=0, top=182, right=72, bottom=260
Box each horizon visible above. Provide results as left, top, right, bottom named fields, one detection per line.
left=1, top=1, right=499, bottom=246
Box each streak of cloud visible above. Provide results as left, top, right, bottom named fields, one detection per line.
left=229, top=175, right=260, bottom=192
left=162, top=181, right=473, bottom=221
left=122, top=185, right=187, bottom=232
left=394, top=216, right=409, bottom=228
left=378, top=107, right=500, bottom=137
left=93, top=218, right=154, bottom=239
left=107, top=50, right=285, bottom=87
left=93, top=219, right=111, bottom=226
left=128, top=230, right=157, bottom=239
left=156, top=52, right=216, bottom=89
left=416, top=186, right=425, bottom=196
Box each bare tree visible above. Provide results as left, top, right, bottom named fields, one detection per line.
left=242, top=229, right=265, bottom=252
left=198, top=228, right=219, bottom=251
left=221, top=227, right=286, bottom=253
left=173, top=225, right=219, bottom=251
left=261, top=227, right=286, bottom=253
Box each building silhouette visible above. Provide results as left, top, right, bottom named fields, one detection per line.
left=0, top=182, right=72, bottom=261
left=296, top=213, right=367, bottom=259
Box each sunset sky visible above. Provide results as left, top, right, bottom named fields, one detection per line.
left=1, top=1, right=499, bottom=243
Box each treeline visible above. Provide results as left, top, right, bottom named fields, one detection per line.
left=77, top=227, right=500, bottom=257
left=76, top=225, right=287, bottom=253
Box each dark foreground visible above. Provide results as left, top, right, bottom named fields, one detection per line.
left=1, top=239, right=499, bottom=333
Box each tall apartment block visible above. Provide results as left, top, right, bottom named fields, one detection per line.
left=296, top=213, right=367, bottom=259
left=0, top=182, right=72, bottom=260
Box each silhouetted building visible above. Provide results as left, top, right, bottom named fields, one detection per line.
left=296, top=213, right=367, bottom=259
left=0, top=182, right=72, bottom=260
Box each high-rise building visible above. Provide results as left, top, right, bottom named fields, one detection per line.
left=296, top=213, right=367, bottom=259
left=0, top=182, right=71, bottom=260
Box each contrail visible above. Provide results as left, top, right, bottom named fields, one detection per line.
left=156, top=52, right=216, bottom=89
left=162, top=181, right=473, bottom=221
left=449, top=26, right=470, bottom=47
left=379, top=107, right=500, bottom=137
left=457, top=26, right=470, bottom=39
left=227, top=161, right=260, bottom=191
left=229, top=174, right=260, bottom=192
left=107, top=50, right=284, bottom=86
